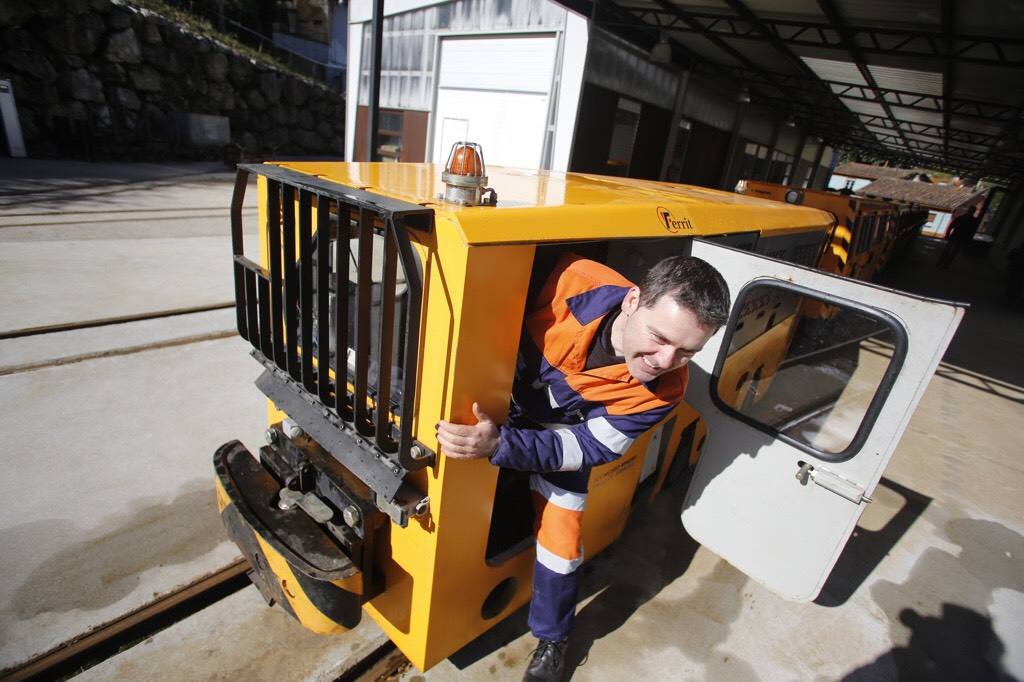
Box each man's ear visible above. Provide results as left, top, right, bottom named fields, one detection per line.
left=622, top=286, right=641, bottom=315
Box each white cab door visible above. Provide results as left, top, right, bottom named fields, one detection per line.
left=432, top=35, right=557, bottom=169
left=681, top=238, right=964, bottom=602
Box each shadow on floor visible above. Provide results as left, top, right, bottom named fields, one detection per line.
left=842, top=603, right=1015, bottom=681
left=815, top=477, right=932, bottom=607
left=449, top=476, right=702, bottom=673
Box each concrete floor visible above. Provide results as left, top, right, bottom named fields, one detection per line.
left=75, top=586, right=389, bottom=682
left=0, top=160, right=258, bottom=331
left=0, top=161, right=267, bottom=670
left=2, top=160, right=1020, bottom=680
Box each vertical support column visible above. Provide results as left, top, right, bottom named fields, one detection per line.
left=365, top=0, right=384, bottom=162
left=994, top=185, right=1024, bottom=246
left=659, top=69, right=692, bottom=181
left=1008, top=193, right=1024, bottom=249
left=788, top=129, right=807, bottom=186
left=719, top=93, right=749, bottom=190
left=808, top=138, right=826, bottom=189
left=820, top=145, right=838, bottom=190
left=761, top=115, right=782, bottom=182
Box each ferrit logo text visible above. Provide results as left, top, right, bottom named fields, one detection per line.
left=657, top=207, right=693, bottom=233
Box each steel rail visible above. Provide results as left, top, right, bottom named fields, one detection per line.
left=0, top=206, right=255, bottom=218
left=0, top=560, right=250, bottom=682
left=0, top=302, right=236, bottom=340
left=0, top=329, right=237, bottom=377
left=0, top=213, right=251, bottom=229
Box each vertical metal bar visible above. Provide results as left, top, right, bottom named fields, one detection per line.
left=231, top=169, right=250, bottom=339
left=267, top=180, right=285, bottom=367
left=392, top=214, right=426, bottom=469
left=282, top=185, right=299, bottom=380
left=374, top=225, right=398, bottom=451
left=299, top=189, right=315, bottom=392
left=366, top=0, right=383, bottom=162
left=244, top=269, right=259, bottom=351
left=258, top=275, right=271, bottom=356
left=317, top=197, right=333, bottom=405
left=234, top=261, right=249, bottom=340
left=335, top=205, right=352, bottom=420
left=353, top=208, right=375, bottom=436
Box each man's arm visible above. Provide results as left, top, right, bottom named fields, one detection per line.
left=436, top=403, right=501, bottom=460
left=437, top=402, right=675, bottom=472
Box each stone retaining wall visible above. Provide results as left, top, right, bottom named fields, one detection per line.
left=0, top=0, right=345, bottom=160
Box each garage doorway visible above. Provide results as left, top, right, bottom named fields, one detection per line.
left=431, top=35, right=558, bottom=170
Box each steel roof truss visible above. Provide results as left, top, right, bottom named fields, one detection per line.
left=638, top=7, right=1023, bottom=67
left=696, top=62, right=1022, bottom=124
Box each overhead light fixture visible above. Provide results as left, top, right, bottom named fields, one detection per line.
left=650, top=34, right=672, bottom=64
left=784, top=115, right=796, bottom=128
left=737, top=85, right=751, bottom=104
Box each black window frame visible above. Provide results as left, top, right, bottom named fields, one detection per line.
left=710, top=277, right=908, bottom=463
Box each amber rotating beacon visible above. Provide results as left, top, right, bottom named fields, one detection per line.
left=440, top=141, right=498, bottom=206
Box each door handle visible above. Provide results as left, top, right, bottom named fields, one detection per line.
left=795, top=462, right=872, bottom=505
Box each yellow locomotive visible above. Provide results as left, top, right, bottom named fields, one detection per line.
left=213, top=148, right=961, bottom=671
left=737, top=179, right=928, bottom=282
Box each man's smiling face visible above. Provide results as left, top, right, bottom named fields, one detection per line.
left=613, top=287, right=717, bottom=383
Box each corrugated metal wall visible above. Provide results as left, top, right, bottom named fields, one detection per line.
left=681, top=76, right=737, bottom=132
left=740, top=106, right=776, bottom=146
left=582, top=29, right=679, bottom=110
left=776, top=126, right=803, bottom=156
left=357, top=0, right=566, bottom=109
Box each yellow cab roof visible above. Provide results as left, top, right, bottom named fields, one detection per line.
left=273, top=161, right=835, bottom=246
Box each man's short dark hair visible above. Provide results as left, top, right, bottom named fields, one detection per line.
left=638, top=255, right=731, bottom=329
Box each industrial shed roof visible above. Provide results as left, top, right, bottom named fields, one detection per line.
left=556, top=0, right=1024, bottom=183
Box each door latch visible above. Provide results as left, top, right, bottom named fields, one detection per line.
left=795, top=462, right=872, bottom=505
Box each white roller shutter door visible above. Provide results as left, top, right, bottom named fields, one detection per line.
left=432, top=35, right=557, bottom=169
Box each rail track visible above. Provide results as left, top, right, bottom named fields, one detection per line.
left=0, top=562, right=250, bottom=682
left=0, top=303, right=408, bottom=681
left=0, top=557, right=405, bottom=681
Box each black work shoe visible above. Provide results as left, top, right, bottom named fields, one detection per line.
left=523, top=638, right=568, bottom=681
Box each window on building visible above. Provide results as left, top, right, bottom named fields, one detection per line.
left=739, top=142, right=770, bottom=181
left=768, top=150, right=794, bottom=184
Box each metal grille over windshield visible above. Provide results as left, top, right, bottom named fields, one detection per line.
left=229, top=165, right=434, bottom=474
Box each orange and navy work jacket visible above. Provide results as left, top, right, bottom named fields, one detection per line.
left=490, top=254, right=688, bottom=473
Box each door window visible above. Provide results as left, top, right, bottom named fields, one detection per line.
left=712, top=280, right=906, bottom=460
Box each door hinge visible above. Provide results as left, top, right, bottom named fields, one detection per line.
left=795, top=462, right=872, bottom=505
